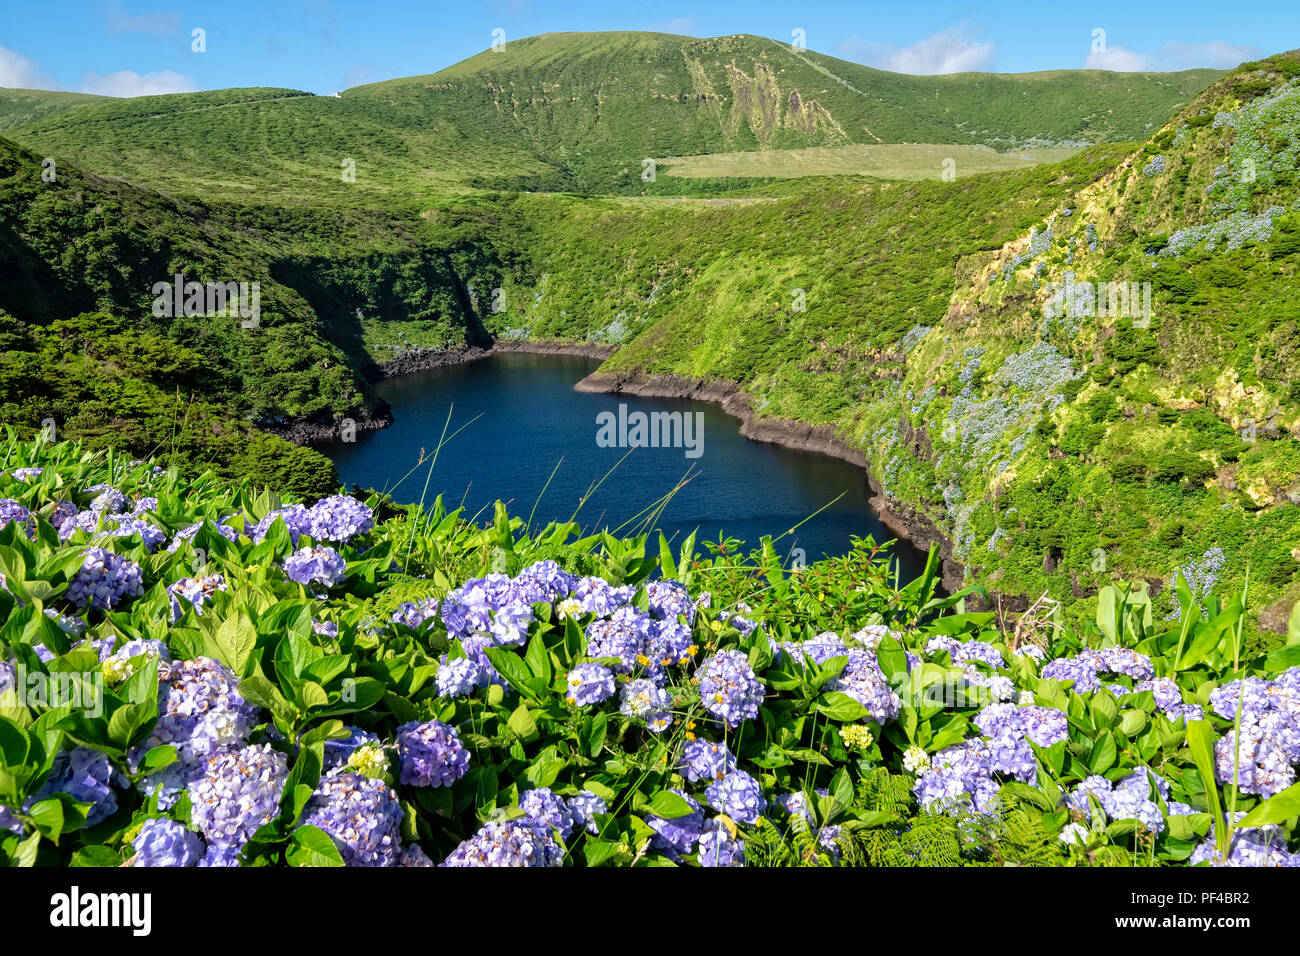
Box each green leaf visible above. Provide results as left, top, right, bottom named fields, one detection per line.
left=1236, top=781, right=1300, bottom=827
left=644, top=790, right=695, bottom=819
left=1088, top=731, right=1117, bottom=773
left=1186, top=719, right=1226, bottom=847
left=525, top=633, right=552, bottom=684
left=213, top=607, right=258, bottom=677
left=27, top=798, right=64, bottom=842
left=817, top=692, right=870, bottom=722
left=507, top=704, right=540, bottom=741
left=70, top=845, right=124, bottom=867
left=1288, top=601, right=1300, bottom=646
left=286, top=825, right=345, bottom=867
left=482, top=647, right=538, bottom=700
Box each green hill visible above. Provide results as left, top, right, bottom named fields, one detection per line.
left=0, top=35, right=1293, bottom=642
left=0, top=32, right=1220, bottom=197
left=0, top=88, right=107, bottom=131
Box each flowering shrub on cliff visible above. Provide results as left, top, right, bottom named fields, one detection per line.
left=1, top=437, right=1298, bottom=868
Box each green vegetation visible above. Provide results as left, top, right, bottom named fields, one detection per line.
left=0, top=33, right=1294, bottom=648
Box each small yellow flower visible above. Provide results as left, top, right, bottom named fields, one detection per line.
left=685, top=731, right=696, bottom=741
left=566, top=696, right=577, bottom=705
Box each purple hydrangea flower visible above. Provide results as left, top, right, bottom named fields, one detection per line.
left=437, top=657, right=486, bottom=698
left=679, top=738, right=736, bottom=783
left=168, top=519, right=240, bottom=552
left=198, top=843, right=241, bottom=867
left=519, top=787, right=574, bottom=838
left=0, top=499, right=33, bottom=538
left=826, top=648, right=900, bottom=723
left=397, top=844, right=435, bottom=866
left=697, top=649, right=764, bottom=728
left=35, top=747, right=124, bottom=826
left=697, top=817, right=745, bottom=866
left=571, top=576, right=636, bottom=616
left=562, top=662, right=614, bottom=707
left=166, top=574, right=228, bottom=622
left=188, top=744, right=288, bottom=848
left=307, top=495, right=373, bottom=543
left=396, top=720, right=470, bottom=788
left=440, top=819, right=564, bottom=867
left=302, top=771, right=404, bottom=866
left=646, top=579, right=696, bottom=624
left=132, top=818, right=203, bottom=867
left=66, top=547, right=144, bottom=610
left=392, top=596, right=440, bottom=630
left=250, top=505, right=313, bottom=546
left=566, top=790, right=607, bottom=835
left=646, top=789, right=704, bottom=860
left=512, top=560, right=577, bottom=603
left=705, top=769, right=766, bottom=824
left=619, top=678, right=673, bottom=732
left=586, top=607, right=653, bottom=674
left=283, top=546, right=346, bottom=588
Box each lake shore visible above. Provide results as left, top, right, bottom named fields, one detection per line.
left=574, top=368, right=978, bottom=601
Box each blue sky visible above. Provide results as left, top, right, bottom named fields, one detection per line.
left=1, top=0, right=1295, bottom=97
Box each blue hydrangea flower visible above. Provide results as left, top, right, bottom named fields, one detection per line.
left=437, top=657, right=486, bottom=698
left=66, top=547, right=144, bottom=610
left=564, top=662, right=615, bottom=706
left=704, top=769, right=766, bottom=824
left=679, top=738, right=736, bottom=783
left=440, top=819, right=564, bottom=867
left=566, top=790, right=607, bottom=835
left=35, top=747, right=124, bottom=826
left=619, top=678, right=673, bottom=732
left=396, top=720, right=470, bottom=787
left=647, top=789, right=704, bottom=860
left=250, top=505, right=313, bottom=546
left=697, top=817, right=745, bottom=866
left=512, top=560, right=577, bottom=603
left=519, top=787, right=574, bottom=838
left=132, top=818, right=203, bottom=867
left=283, top=545, right=346, bottom=588
left=302, top=771, right=404, bottom=866
left=697, top=649, right=764, bottom=728
left=188, top=744, right=288, bottom=848
left=307, top=495, right=374, bottom=543
left=167, top=518, right=240, bottom=552
left=166, top=573, right=227, bottom=622
left=645, top=579, right=696, bottom=624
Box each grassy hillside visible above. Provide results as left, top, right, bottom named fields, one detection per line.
left=0, top=88, right=106, bottom=131
left=518, top=52, right=1300, bottom=643
left=1, top=32, right=1219, bottom=198
left=0, top=34, right=1290, bottom=644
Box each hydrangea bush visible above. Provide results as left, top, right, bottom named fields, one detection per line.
left=1, top=439, right=1298, bottom=868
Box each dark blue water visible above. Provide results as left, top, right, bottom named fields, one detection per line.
left=317, top=353, right=924, bottom=576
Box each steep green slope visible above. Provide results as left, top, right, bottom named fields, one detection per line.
left=529, top=52, right=1300, bottom=641
left=3, top=32, right=1219, bottom=198
left=0, top=88, right=106, bottom=131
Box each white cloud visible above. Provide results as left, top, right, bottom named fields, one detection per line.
left=106, top=6, right=183, bottom=37
left=0, top=44, right=57, bottom=89
left=1085, top=40, right=1258, bottom=72
left=1084, top=44, right=1152, bottom=71
left=652, top=17, right=697, bottom=36
left=79, top=69, right=197, bottom=97
left=840, top=28, right=995, bottom=75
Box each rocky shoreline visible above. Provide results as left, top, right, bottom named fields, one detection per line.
left=574, top=368, right=973, bottom=599
left=280, top=339, right=975, bottom=602
left=273, top=341, right=617, bottom=444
